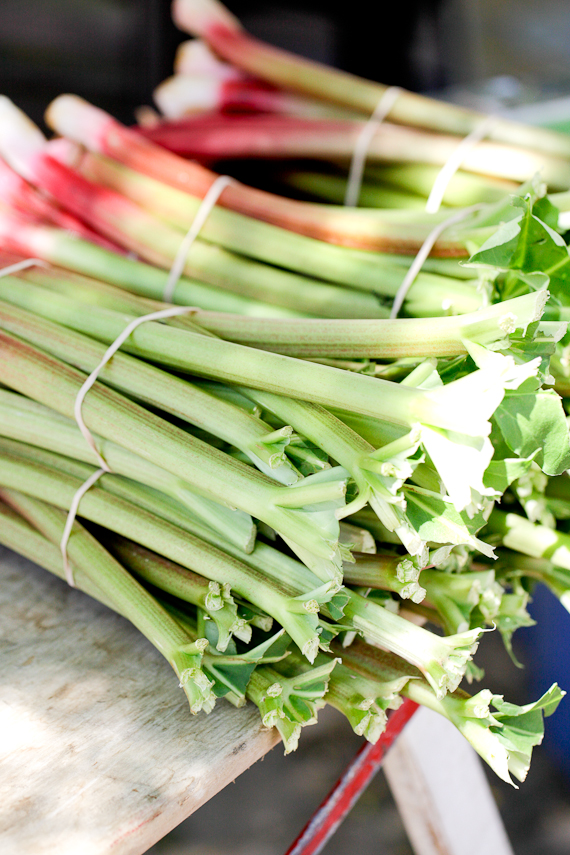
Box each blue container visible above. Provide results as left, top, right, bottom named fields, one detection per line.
left=519, top=584, right=570, bottom=778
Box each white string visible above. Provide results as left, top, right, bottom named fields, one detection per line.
left=61, top=304, right=199, bottom=586
left=0, top=258, right=48, bottom=277
left=390, top=205, right=485, bottom=319
left=163, top=174, right=234, bottom=302
left=344, top=87, right=402, bottom=208
left=60, top=467, right=107, bottom=587
left=72, top=306, right=199, bottom=467
left=425, top=116, right=498, bottom=214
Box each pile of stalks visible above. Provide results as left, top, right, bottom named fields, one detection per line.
left=3, top=0, right=570, bottom=787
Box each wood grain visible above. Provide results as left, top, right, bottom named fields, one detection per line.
left=0, top=546, right=280, bottom=855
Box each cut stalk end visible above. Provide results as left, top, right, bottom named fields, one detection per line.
left=172, top=0, right=243, bottom=37
left=45, top=95, right=113, bottom=153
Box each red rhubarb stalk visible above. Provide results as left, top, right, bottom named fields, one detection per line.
left=0, top=156, right=123, bottom=253
left=171, top=0, right=570, bottom=159
left=154, top=75, right=355, bottom=120
left=44, top=94, right=465, bottom=254
left=137, top=113, right=568, bottom=186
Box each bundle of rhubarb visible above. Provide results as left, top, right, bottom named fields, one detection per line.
left=141, top=0, right=570, bottom=212
left=1, top=0, right=570, bottom=790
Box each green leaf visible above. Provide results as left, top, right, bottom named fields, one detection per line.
left=467, top=193, right=570, bottom=303
left=508, top=198, right=568, bottom=279
left=486, top=684, right=566, bottom=782
left=468, top=212, right=525, bottom=270
left=493, top=380, right=570, bottom=475
left=494, top=593, right=536, bottom=668
left=493, top=683, right=565, bottom=721
left=430, top=681, right=565, bottom=784
left=533, top=196, right=561, bottom=230
left=326, top=590, right=350, bottom=621
left=483, top=454, right=537, bottom=494
left=204, top=629, right=292, bottom=700
left=498, top=324, right=561, bottom=387
left=403, top=485, right=494, bottom=556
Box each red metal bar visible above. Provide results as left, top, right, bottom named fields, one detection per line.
left=284, top=698, right=419, bottom=855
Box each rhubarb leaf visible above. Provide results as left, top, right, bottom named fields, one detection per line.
left=493, top=379, right=570, bottom=475
left=466, top=193, right=570, bottom=303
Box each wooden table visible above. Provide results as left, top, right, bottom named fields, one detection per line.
left=0, top=546, right=279, bottom=855
left=0, top=545, right=516, bottom=855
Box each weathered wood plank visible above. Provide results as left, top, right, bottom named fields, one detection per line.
left=384, top=706, right=514, bottom=855
left=0, top=546, right=279, bottom=855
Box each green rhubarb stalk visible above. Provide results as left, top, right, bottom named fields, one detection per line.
left=495, top=549, right=570, bottom=614
left=404, top=679, right=565, bottom=786
left=0, top=488, right=216, bottom=713
left=0, top=390, right=257, bottom=552
left=95, top=475, right=348, bottom=616
left=244, top=670, right=301, bottom=752
left=342, top=552, right=426, bottom=603
left=281, top=169, right=427, bottom=209
left=246, top=656, right=337, bottom=752
left=320, top=662, right=391, bottom=743
left=349, top=507, right=405, bottom=544
left=0, top=451, right=325, bottom=661
left=339, top=521, right=376, bottom=554
left=333, top=637, right=563, bottom=784
left=189, top=292, right=549, bottom=358
left=0, top=329, right=345, bottom=579
left=0, top=494, right=117, bottom=608
left=0, top=281, right=529, bottom=439
left=420, top=568, right=503, bottom=635
left=234, top=385, right=429, bottom=555
left=343, top=590, right=482, bottom=699
left=0, top=296, right=301, bottom=486
left=365, top=163, right=517, bottom=206
left=487, top=509, right=570, bottom=570
left=73, top=148, right=481, bottom=313
left=147, top=491, right=348, bottom=615
left=487, top=509, right=570, bottom=612
left=17, top=263, right=220, bottom=334
left=105, top=533, right=253, bottom=650
left=0, top=217, right=305, bottom=318
left=252, top=658, right=336, bottom=726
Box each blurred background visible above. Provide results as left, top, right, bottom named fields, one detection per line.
left=4, top=0, right=570, bottom=129
left=2, top=1, right=570, bottom=852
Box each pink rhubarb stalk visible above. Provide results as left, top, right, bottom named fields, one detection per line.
left=171, top=0, right=570, bottom=160
left=136, top=112, right=568, bottom=186
left=0, top=156, right=123, bottom=253
left=154, top=75, right=354, bottom=120
left=44, top=94, right=466, bottom=255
